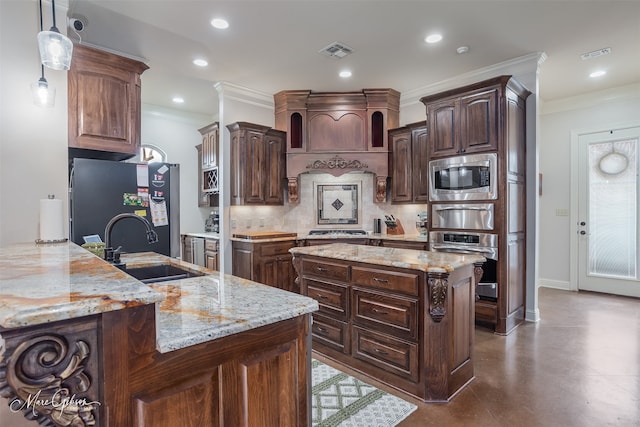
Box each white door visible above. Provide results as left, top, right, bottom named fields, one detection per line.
left=577, top=125, right=640, bottom=297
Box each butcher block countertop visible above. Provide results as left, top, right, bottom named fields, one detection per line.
left=0, top=242, right=318, bottom=353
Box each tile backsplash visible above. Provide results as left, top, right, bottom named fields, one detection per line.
left=230, top=172, right=428, bottom=235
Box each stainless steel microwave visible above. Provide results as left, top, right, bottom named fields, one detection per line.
left=429, top=153, right=497, bottom=201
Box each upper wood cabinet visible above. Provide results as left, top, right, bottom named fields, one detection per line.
left=273, top=89, right=399, bottom=204
left=68, top=44, right=148, bottom=160
left=227, top=122, right=286, bottom=205
left=389, top=122, right=428, bottom=203
left=197, top=122, right=220, bottom=199
left=422, top=84, right=499, bottom=159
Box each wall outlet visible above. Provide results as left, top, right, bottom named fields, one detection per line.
left=259, top=218, right=265, bottom=228
left=231, top=219, right=237, bottom=229
left=555, top=208, right=569, bottom=216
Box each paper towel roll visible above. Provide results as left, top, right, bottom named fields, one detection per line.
left=40, top=197, right=64, bottom=241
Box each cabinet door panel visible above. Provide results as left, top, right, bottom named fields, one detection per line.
left=352, top=326, right=419, bottom=382
left=390, top=131, right=412, bottom=203
left=133, top=372, right=220, bottom=427
left=428, top=101, right=458, bottom=158
left=411, top=127, right=430, bottom=202
left=460, top=89, right=498, bottom=153
left=222, top=341, right=301, bottom=427
left=264, top=133, right=285, bottom=204
left=245, top=131, right=266, bottom=203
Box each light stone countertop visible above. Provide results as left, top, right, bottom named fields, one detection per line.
left=0, top=242, right=318, bottom=354
left=290, top=243, right=484, bottom=273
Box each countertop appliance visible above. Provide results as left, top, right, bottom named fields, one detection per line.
left=69, top=158, right=180, bottom=257
left=205, top=211, right=219, bottom=232
left=429, top=152, right=497, bottom=201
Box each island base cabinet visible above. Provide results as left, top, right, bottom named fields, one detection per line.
left=102, top=305, right=312, bottom=427
left=295, top=252, right=478, bottom=402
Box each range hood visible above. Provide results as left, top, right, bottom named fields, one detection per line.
left=274, top=89, right=400, bottom=204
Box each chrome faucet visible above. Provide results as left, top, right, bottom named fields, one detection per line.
left=104, top=213, right=159, bottom=264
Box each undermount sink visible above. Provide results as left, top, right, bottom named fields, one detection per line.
left=124, top=264, right=206, bottom=284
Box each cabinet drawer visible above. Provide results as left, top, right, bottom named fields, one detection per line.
left=352, top=267, right=419, bottom=296
left=260, top=241, right=294, bottom=257
left=312, top=314, right=350, bottom=354
left=301, top=259, right=349, bottom=282
left=352, top=288, right=418, bottom=340
left=306, top=279, right=348, bottom=320
left=476, top=300, right=497, bottom=324
left=205, top=239, right=218, bottom=251
left=352, top=327, right=418, bottom=382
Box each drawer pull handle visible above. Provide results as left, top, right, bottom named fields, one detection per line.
left=316, top=294, right=328, bottom=300
left=373, top=277, right=389, bottom=283
left=372, top=308, right=388, bottom=315
left=316, top=267, right=327, bottom=272
left=316, top=327, right=327, bottom=333
left=373, top=348, right=389, bottom=356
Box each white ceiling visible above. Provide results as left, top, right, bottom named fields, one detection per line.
left=66, top=0, right=640, bottom=117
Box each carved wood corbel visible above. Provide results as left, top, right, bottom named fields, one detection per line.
left=427, top=272, right=449, bottom=322
left=0, top=330, right=100, bottom=426
left=287, top=177, right=299, bottom=204
left=473, top=262, right=484, bottom=301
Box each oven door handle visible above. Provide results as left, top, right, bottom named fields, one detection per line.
left=433, top=206, right=492, bottom=211
left=431, top=244, right=498, bottom=259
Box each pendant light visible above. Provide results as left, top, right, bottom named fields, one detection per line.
left=37, top=0, right=73, bottom=70
left=31, top=0, right=55, bottom=107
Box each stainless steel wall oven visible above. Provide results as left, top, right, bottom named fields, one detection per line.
left=429, top=231, right=498, bottom=301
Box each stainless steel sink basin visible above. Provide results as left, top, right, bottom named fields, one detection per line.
left=124, top=264, right=205, bottom=284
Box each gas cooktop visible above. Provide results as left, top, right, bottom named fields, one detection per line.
left=308, top=229, right=367, bottom=236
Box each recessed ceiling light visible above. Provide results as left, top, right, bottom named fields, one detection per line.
left=590, top=70, right=606, bottom=78
left=339, top=70, right=352, bottom=78
left=172, top=97, right=185, bottom=104
left=193, top=58, right=208, bottom=67
left=211, top=18, right=229, bottom=29
left=456, top=46, right=469, bottom=54
left=425, top=34, right=443, bottom=44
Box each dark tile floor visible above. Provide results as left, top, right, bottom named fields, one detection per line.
left=316, top=287, right=640, bottom=427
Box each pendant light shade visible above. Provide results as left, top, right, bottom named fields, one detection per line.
left=38, top=0, right=73, bottom=71
left=32, top=0, right=55, bottom=107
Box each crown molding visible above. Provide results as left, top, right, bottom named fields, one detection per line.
left=540, top=83, right=640, bottom=115
left=400, top=52, right=544, bottom=108
left=214, top=81, right=274, bottom=109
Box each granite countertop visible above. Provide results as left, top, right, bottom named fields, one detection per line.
left=0, top=242, right=164, bottom=329
left=120, top=252, right=318, bottom=353
left=0, top=242, right=318, bottom=354
left=290, top=243, right=484, bottom=273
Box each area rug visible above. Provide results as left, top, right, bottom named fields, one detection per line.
left=311, top=358, right=417, bottom=427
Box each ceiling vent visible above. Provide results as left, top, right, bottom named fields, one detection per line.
left=319, top=42, right=354, bottom=59
left=581, top=47, right=612, bottom=60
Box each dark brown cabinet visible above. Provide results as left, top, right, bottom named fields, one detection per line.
left=293, top=252, right=477, bottom=402
left=423, top=85, right=499, bottom=159
left=389, top=122, right=428, bottom=203
left=232, top=240, right=297, bottom=292
left=68, top=44, right=148, bottom=159
left=421, top=76, right=530, bottom=335
left=227, top=122, right=286, bottom=205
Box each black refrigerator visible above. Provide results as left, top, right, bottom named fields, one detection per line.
left=70, top=158, right=180, bottom=257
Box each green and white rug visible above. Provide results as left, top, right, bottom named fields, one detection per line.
left=311, top=359, right=417, bottom=427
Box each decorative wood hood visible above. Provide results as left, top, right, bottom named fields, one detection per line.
left=274, top=89, right=399, bottom=204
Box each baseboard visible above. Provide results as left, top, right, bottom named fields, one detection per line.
left=538, top=279, right=571, bottom=291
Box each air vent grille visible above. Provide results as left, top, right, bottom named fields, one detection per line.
left=319, top=42, right=354, bottom=59
left=581, top=47, right=612, bottom=60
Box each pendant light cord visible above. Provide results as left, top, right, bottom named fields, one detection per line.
left=51, top=0, right=58, bottom=31
left=38, top=0, right=46, bottom=82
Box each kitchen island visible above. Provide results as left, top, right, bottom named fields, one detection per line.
left=0, top=242, right=318, bottom=427
left=290, top=243, right=485, bottom=402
